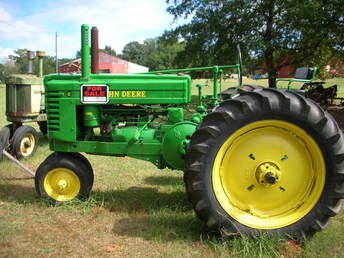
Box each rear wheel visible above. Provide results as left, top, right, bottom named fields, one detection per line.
left=35, top=152, right=94, bottom=203
left=219, top=85, right=263, bottom=100
left=185, top=88, right=344, bottom=237
left=12, top=125, right=38, bottom=159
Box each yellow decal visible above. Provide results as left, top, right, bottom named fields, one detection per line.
left=109, top=91, right=146, bottom=98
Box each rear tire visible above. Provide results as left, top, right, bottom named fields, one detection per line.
left=35, top=152, right=94, bottom=203
left=185, top=88, right=344, bottom=238
left=12, top=125, right=38, bottom=159
left=219, top=85, right=263, bottom=100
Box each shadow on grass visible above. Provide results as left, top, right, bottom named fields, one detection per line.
left=144, top=175, right=181, bottom=186
left=0, top=183, right=37, bottom=204
left=93, top=186, right=203, bottom=242
left=113, top=213, right=206, bottom=243
left=92, top=186, right=192, bottom=214
left=0, top=181, right=206, bottom=243
left=0, top=181, right=191, bottom=213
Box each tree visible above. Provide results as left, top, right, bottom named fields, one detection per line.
left=8, top=49, right=68, bottom=76
left=121, top=38, right=184, bottom=70
left=121, top=41, right=146, bottom=65
left=166, top=0, right=344, bottom=87
left=0, top=62, right=19, bottom=83
left=8, top=49, right=29, bottom=74
left=75, top=50, right=81, bottom=59
left=101, top=45, right=116, bottom=57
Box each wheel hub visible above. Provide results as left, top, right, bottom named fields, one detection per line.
left=43, top=168, right=81, bottom=202
left=212, top=120, right=326, bottom=229
left=57, top=179, right=68, bottom=191
left=20, top=134, right=35, bottom=156
left=255, top=162, right=281, bottom=187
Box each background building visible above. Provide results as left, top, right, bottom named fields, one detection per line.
left=59, top=52, right=148, bottom=74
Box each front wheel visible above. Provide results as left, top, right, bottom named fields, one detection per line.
left=35, top=152, right=94, bottom=203
left=185, top=88, right=344, bottom=238
left=12, top=125, right=38, bottom=159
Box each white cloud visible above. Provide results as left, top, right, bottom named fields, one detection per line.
left=0, top=0, right=176, bottom=58
left=0, top=46, right=14, bottom=59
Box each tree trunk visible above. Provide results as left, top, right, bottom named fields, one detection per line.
left=265, top=51, right=277, bottom=88
left=268, top=72, right=277, bottom=88
left=263, top=0, right=277, bottom=88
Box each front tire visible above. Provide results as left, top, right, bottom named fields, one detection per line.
left=185, top=88, right=344, bottom=237
left=12, top=125, right=38, bottom=159
left=35, top=152, right=94, bottom=203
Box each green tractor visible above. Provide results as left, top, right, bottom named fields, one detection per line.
left=34, top=25, right=343, bottom=238
left=0, top=50, right=47, bottom=160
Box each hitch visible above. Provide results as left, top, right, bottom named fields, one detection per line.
left=1, top=149, right=35, bottom=177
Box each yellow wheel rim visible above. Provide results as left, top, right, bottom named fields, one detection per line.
left=20, top=133, right=35, bottom=157
left=212, top=120, right=326, bottom=229
left=43, top=168, right=81, bottom=202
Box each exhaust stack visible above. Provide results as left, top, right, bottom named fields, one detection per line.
left=81, top=24, right=91, bottom=79
left=36, top=51, right=45, bottom=77
left=91, top=26, right=99, bottom=74
left=27, top=51, right=35, bottom=74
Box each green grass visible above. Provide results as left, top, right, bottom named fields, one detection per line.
left=0, top=80, right=344, bottom=257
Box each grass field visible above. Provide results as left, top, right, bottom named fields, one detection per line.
left=0, top=79, right=344, bottom=257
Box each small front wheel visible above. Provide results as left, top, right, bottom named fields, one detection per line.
left=12, top=125, right=38, bottom=159
left=35, top=152, right=94, bottom=203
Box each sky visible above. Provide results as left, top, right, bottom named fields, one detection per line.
left=0, top=0, right=179, bottom=60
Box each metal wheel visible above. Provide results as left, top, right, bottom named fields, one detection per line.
left=185, top=88, right=344, bottom=238
left=43, top=168, right=81, bottom=202
left=35, top=152, right=94, bottom=203
left=12, top=125, right=38, bottom=159
left=212, top=120, right=325, bottom=229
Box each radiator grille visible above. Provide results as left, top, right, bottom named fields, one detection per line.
left=46, top=91, right=64, bottom=132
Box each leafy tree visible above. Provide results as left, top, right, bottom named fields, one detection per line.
left=0, top=62, right=19, bottom=83
left=8, top=49, right=29, bottom=74
left=75, top=50, right=81, bottom=59
left=121, top=41, right=146, bottom=65
left=7, top=49, right=69, bottom=76
left=121, top=38, right=184, bottom=70
left=101, top=45, right=116, bottom=57
left=166, top=0, right=344, bottom=87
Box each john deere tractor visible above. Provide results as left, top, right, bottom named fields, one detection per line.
left=35, top=25, right=344, bottom=238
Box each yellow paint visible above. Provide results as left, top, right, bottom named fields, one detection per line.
left=212, top=120, right=325, bottom=229
left=43, top=168, right=81, bottom=202
left=109, top=90, right=146, bottom=98
left=20, top=133, right=36, bottom=157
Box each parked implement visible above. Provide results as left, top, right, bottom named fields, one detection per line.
left=276, top=67, right=338, bottom=108
left=0, top=51, right=47, bottom=160
left=35, top=25, right=344, bottom=238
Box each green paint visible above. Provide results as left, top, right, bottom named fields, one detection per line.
left=81, top=24, right=91, bottom=80
left=83, top=105, right=100, bottom=127
left=44, top=24, right=243, bottom=169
